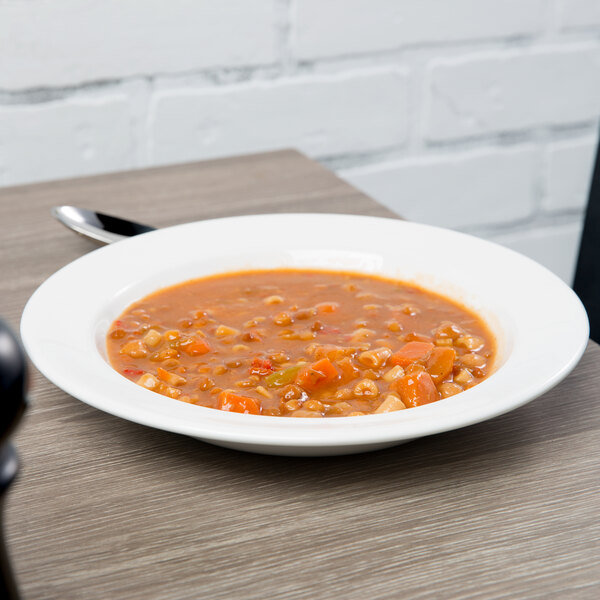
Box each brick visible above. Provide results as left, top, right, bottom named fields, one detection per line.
left=425, top=45, right=600, bottom=141
left=490, top=222, right=583, bottom=283
left=557, top=0, right=600, bottom=30
left=0, top=97, right=133, bottom=187
left=150, top=70, right=408, bottom=164
left=294, top=0, right=545, bottom=60
left=341, top=147, right=537, bottom=229
left=545, top=137, right=597, bottom=212
left=0, top=0, right=278, bottom=90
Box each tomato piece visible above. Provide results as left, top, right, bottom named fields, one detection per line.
left=392, top=371, right=440, bottom=407
left=389, top=341, right=434, bottom=367
left=123, top=368, right=144, bottom=376
left=180, top=338, right=211, bottom=356
left=217, top=391, right=261, bottom=415
left=249, top=357, right=274, bottom=376
left=295, top=358, right=339, bottom=391
left=426, top=347, right=456, bottom=383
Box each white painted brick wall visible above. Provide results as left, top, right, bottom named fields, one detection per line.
left=545, top=137, right=597, bottom=212
left=0, top=97, right=133, bottom=187
left=558, top=0, right=600, bottom=30
left=150, top=70, right=408, bottom=164
left=490, top=223, right=583, bottom=284
left=425, top=45, right=600, bottom=142
left=294, top=0, right=546, bottom=60
left=1, top=1, right=599, bottom=283
left=342, top=147, right=538, bottom=229
left=0, top=0, right=278, bottom=89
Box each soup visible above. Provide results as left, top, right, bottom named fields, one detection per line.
left=107, top=270, right=495, bottom=417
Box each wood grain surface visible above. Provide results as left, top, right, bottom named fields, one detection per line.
left=0, top=150, right=598, bottom=600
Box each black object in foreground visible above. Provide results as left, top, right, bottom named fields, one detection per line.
left=0, top=320, right=28, bottom=600
left=574, top=133, right=600, bottom=342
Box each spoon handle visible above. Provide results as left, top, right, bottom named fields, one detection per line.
left=51, top=206, right=157, bottom=245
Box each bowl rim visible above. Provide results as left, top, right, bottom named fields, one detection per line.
left=20, top=213, right=589, bottom=450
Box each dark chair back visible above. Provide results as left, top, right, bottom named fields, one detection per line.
left=573, top=133, right=600, bottom=342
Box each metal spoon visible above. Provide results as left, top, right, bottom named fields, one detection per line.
left=51, top=206, right=156, bottom=245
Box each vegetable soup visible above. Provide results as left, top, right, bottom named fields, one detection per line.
left=107, top=270, right=495, bottom=417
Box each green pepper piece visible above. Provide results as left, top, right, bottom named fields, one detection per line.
left=265, top=363, right=305, bottom=387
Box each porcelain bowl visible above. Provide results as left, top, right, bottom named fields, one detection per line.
left=21, top=214, right=589, bottom=456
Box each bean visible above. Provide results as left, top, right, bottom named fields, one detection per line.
left=386, top=320, right=402, bottom=332
left=434, top=321, right=464, bottom=340
left=280, top=384, right=305, bottom=401
left=231, top=345, right=250, bottom=353
left=164, top=330, right=181, bottom=341
left=284, top=399, right=302, bottom=412
left=455, top=335, right=485, bottom=351
left=351, top=328, right=376, bottom=343
left=439, top=382, right=463, bottom=398
left=197, top=376, right=215, bottom=391
left=215, top=325, right=239, bottom=337
left=225, top=359, right=243, bottom=368
left=236, top=380, right=254, bottom=388
left=240, top=332, right=262, bottom=343
left=161, top=358, right=180, bottom=369
left=460, top=353, right=486, bottom=368
left=255, top=386, right=272, bottom=399
left=120, top=340, right=147, bottom=358
left=326, top=401, right=353, bottom=415
left=295, top=308, right=316, bottom=320
left=273, top=312, right=293, bottom=326
left=143, top=329, right=162, bottom=348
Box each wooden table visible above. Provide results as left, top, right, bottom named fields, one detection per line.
left=1, top=150, right=598, bottom=599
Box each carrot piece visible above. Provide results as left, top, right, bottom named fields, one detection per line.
left=217, top=390, right=261, bottom=415
left=389, top=341, right=434, bottom=367
left=295, top=358, right=339, bottom=391
left=426, top=347, right=456, bottom=383
left=180, top=337, right=211, bottom=356
left=393, top=371, right=440, bottom=407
